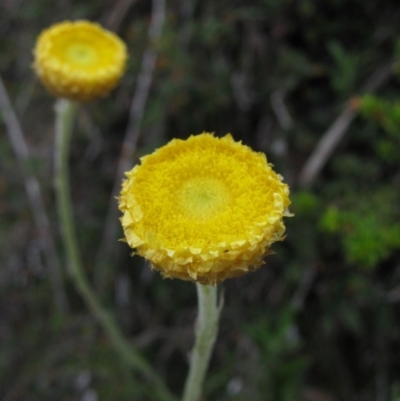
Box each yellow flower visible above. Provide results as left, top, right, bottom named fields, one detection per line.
left=33, top=20, right=127, bottom=102
left=119, top=133, right=291, bottom=285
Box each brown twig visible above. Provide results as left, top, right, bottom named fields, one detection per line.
left=291, top=265, right=317, bottom=312
left=104, top=0, right=138, bottom=31
left=95, top=0, right=166, bottom=293
left=178, top=0, right=197, bottom=48
left=298, top=61, right=393, bottom=188
left=0, top=75, right=69, bottom=313
left=0, top=0, right=24, bottom=41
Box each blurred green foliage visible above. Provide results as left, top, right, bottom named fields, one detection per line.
left=320, top=189, right=400, bottom=269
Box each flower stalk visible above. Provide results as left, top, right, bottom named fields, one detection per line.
left=182, top=283, right=221, bottom=401
left=54, top=99, right=176, bottom=401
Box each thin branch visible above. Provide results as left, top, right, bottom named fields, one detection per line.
left=0, top=0, right=24, bottom=41
left=0, top=75, right=69, bottom=313
left=290, top=265, right=317, bottom=312
left=95, top=0, right=166, bottom=293
left=178, top=0, right=197, bottom=48
left=298, top=61, right=393, bottom=188
left=271, top=89, right=293, bottom=130
left=104, top=0, right=138, bottom=31
left=386, top=285, right=400, bottom=303
left=298, top=107, right=356, bottom=187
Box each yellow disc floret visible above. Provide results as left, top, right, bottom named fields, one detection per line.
left=33, top=20, right=127, bottom=102
left=119, top=133, right=292, bottom=285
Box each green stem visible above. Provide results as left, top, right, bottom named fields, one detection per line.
left=182, top=284, right=221, bottom=401
left=54, top=99, right=176, bottom=401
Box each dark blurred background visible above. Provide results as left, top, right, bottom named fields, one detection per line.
left=1, top=0, right=400, bottom=400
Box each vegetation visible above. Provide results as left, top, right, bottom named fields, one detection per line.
left=1, top=0, right=400, bottom=400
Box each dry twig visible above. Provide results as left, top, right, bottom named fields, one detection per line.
left=104, top=0, right=138, bottom=31
left=299, top=62, right=393, bottom=187
left=0, top=75, right=69, bottom=313
left=95, top=0, right=166, bottom=293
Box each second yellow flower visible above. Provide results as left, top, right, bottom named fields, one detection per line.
left=33, top=20, right=127, bottom=102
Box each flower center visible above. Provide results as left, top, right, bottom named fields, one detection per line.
left=66, top=43, right=98, bottom=65
left=177, top=177, right=230, bottom=219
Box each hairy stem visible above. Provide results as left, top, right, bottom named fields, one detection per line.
left=54, top=98, right=176, bottom=401
left=182, top=284, right=221, bottom=401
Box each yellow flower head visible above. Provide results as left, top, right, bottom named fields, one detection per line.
left=33, top=20, right=127, bottom=102
left=119, top=133, right=291, bottom=285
